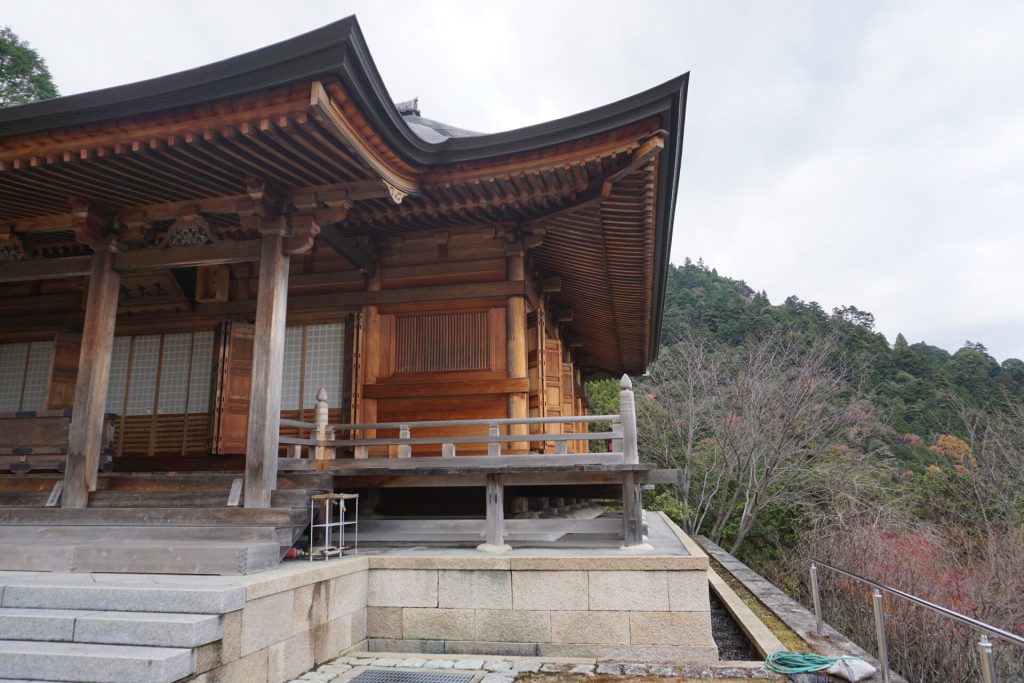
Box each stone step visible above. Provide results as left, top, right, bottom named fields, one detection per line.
left=0, top=608, right=223, bottom=648
left=0, top=639, right=194, bottom=683
left=0, top=539, right=283, bottom=575
left=0, top=579, right=245, bottom=614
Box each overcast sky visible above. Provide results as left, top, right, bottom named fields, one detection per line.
left=5, top=1, right=1022, bottom=361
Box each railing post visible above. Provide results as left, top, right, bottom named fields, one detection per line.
left=810, top=562, right=823, bottom=635
left=398, top=425, right=411, bottom=459
left=441, top=443, right=456, bottom=458
left=619, top=374, right=639, bottom=464
left=977, top=634, right=997, bottom=683
left=872, top=589, right=892, bottom=683
left=313, top=387, right=334, bottom=460
left=488, top=423, right=501, bottom=457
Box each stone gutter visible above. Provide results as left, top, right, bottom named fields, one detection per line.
left=695, top=536, right=908, bottom=683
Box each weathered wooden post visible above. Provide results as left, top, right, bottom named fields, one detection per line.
left=619, top=374, right=644, bottom=546
left=480, top=473, right=511, bottom=552
left=488, top=424, right=501, bottom=457
left=398, top=425, right=412, bottom=458
left=313, top=387, right=334, bottom=460
left=622, top=470, right=644, bottom=546
left=619, top=374, right=639, bottom=464
left=63, top=235, right=121, bottom=509
left=245, top=220, right=289, bottom=508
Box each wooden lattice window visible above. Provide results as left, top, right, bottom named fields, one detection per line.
left=281, top=322, right=345, bottom=411
left=106, top=331, right=215, bottom=457
left=106, top=331, right=214, bottom=417
left=0, top=341, right=54, bottom=412
left=395, top=311, right=490, bottom=373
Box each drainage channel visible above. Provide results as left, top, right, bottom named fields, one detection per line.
left=349, top=671, right=476, bottom=683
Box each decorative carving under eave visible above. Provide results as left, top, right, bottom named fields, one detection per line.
left=384, top=180, right=407, bottom=205
left=161, top=207, right=217, bottom=248
left=0, top=227, right=26, bottom=263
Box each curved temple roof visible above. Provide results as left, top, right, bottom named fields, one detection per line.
left=0, top=16, right=688, bottom=373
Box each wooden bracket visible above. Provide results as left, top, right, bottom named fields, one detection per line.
left=0, top=226, right=26, bottom=263
left=69, top=199, right=120, bottom=246
left=319, top=225, right=376, bottom=274
left=542, top=276, right=562, bottom=293
left=281, top=214, right=319, bottom=255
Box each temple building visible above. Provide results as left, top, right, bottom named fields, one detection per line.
left=0, top=17, right=729, bottom=683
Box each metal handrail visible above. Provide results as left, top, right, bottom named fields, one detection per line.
left=810, top=558, right=1022, bottom=683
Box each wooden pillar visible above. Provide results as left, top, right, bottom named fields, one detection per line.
left=245, top=225, right=289, bottom=508
left=623, top=470, right=644, bottom=546
left=506, top=249, right=529, bottom=452
left=63, top=241, right=120, bottom=509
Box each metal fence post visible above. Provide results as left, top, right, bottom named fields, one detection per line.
left=977, top=634, right=997, bottom=683
left=872, top=589, right=892, bottom=683
left=810, top=562, right=823, bottom=635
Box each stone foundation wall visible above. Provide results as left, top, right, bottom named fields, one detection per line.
left=189, top=558, right=370, bottom=683
left=363, top=517, right=717, bottom=662
left=187, top=514, right=717, bottom=682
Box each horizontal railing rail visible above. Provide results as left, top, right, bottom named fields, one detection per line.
left=810, top=558, right=1023, bottom=683
left=279, top=414, right=620, bottom=431
left=279, top=431, right=618, bottom=448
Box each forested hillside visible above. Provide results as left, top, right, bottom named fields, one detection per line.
left=592, top=259, right=1024, bottom=680
left=660, top=258, right=1024, bottom=470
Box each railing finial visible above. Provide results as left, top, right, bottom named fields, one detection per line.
left=620, top=373, right=632, bottom=389
left=316, top=386, right=328, bottom=403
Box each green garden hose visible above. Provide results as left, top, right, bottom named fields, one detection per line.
left=765, top=650, right=844, bottom=673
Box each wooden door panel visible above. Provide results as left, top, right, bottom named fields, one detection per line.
left=211, top=321, right=253, bottom=454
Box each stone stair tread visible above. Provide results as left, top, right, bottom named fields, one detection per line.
left=0, top=580, right=245, bottom=613
left=0, top=639, right=194, bottom=683
left=75, top=611, right=223, bottom=647
left=0, top=608, right=222, bottom=647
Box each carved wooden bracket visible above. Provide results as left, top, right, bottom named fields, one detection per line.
left=0, top=226, right=26, bottom=263
left=236, top=177, right=283, bottom=231
left=283, top=214, right=321, bottom=255
left=383, top=180, right=406, bottom=205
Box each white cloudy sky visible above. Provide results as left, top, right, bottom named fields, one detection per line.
left=5, top=1, right=1023, bottom=361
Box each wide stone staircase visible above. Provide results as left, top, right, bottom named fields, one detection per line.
left=0, top=471, right=331, bottom=575
left=0, top=574, right=245, bottom=682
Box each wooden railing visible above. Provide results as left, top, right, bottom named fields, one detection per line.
left=278, top=375, right=640, bottom=464
left=276, top=376, right=645, bottom=548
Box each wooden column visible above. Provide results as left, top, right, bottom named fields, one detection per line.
left=244, top=224, right=289, bottom=508
left=63, top=240, right=121, bottom=509
left=506, top=249, right=529, bottom=452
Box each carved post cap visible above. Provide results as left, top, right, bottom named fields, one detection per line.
left=620, top=374, right=633, bottom=390
left=316, top=386, right=328, bottom=403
